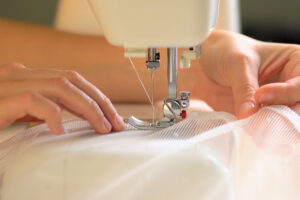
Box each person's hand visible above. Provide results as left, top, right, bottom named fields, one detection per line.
left=0, top=63, right=125, bottom=134
left=194, top=30, right=300, bottom=118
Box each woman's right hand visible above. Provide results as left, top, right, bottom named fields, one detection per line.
left=0, top=63, right=125, bottom=134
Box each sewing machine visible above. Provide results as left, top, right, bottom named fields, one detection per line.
left=88, top=0, right=220, bottom=129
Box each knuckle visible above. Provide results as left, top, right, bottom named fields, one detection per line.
left=20, top=91, right=38, bottom=103
left=51, top=77, right=70, bottom=89
left=223, top=51, right=258, bottom=83
left=243, top=83, right=256, bottom=93
left=238, top=83, right=256, bottom=99
left=102, top=95, right=112, bottom=105
left=88, top=100, right=100, bottom=111
left=0, top=62, right=26, bottom=77
left=64, top=70, right=82, bottom=81
left=89, top=100, right=105, bottom=119
left=227, top=52, right=250, bottom=67
left=6, top=62, right=26, bottom=69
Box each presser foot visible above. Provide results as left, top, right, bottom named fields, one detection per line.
left=128, top=91, right=191, bottom=130
left=127, top=116, right=173, bottom=130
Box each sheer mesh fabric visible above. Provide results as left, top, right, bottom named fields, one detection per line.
left=0, top=105, right=299, bottom=200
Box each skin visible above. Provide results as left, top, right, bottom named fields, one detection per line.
left=1, top=18, right=300, bottom=138
left=196, top=30, right=300, bottom=155
left=0, top=63, right=125, bottom=134
left=0, top=18, right=182, bottom=102
left=0, top=18, right=197, bottom=134
left=195, top=30, right=300, bottom=118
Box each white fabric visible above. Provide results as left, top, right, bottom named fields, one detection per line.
left=0, top=105, right=300, bottom=200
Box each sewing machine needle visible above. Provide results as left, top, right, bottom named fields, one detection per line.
left=151, top=69, right=155, bottom=125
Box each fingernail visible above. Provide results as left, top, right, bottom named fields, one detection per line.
left=103, top=118, right=112, bottom=132
left=239, top=101, right=255, bottom=118
left=259, top=93, right=273, bottom=104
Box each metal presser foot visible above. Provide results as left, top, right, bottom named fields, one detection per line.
left=128, top=91, right=190, bottom=130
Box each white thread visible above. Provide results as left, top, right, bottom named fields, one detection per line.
left=128, top=57, right=153, bottom=107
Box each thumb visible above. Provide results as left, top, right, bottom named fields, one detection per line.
left=227, top=59, right=259, bottom=119
left=255, top=77, right=300, bottom=106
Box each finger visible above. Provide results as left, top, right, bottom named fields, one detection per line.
left=15, top=97, right=85, bottom=123
left=5, top=69, right=124, bottom=131
left=1, top=78, right=113, bottom=134
left=45, top=78, right=113, bottom=134
left=0, top=63, right=28, bottom=80
left=0, top=92, right=64, bottom=134
left=255, top=77, right=300, bottom=106
left=225, top=54, right=259, bottom=119
left=62, top=70, right=124, bottom=131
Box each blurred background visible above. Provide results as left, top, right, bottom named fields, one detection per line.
left=0, top=0, right=299, bottom=44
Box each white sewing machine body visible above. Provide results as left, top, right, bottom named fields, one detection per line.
left=87, top=0, right=220, bottom=128
left=88, top=0, right=219, bottom=49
